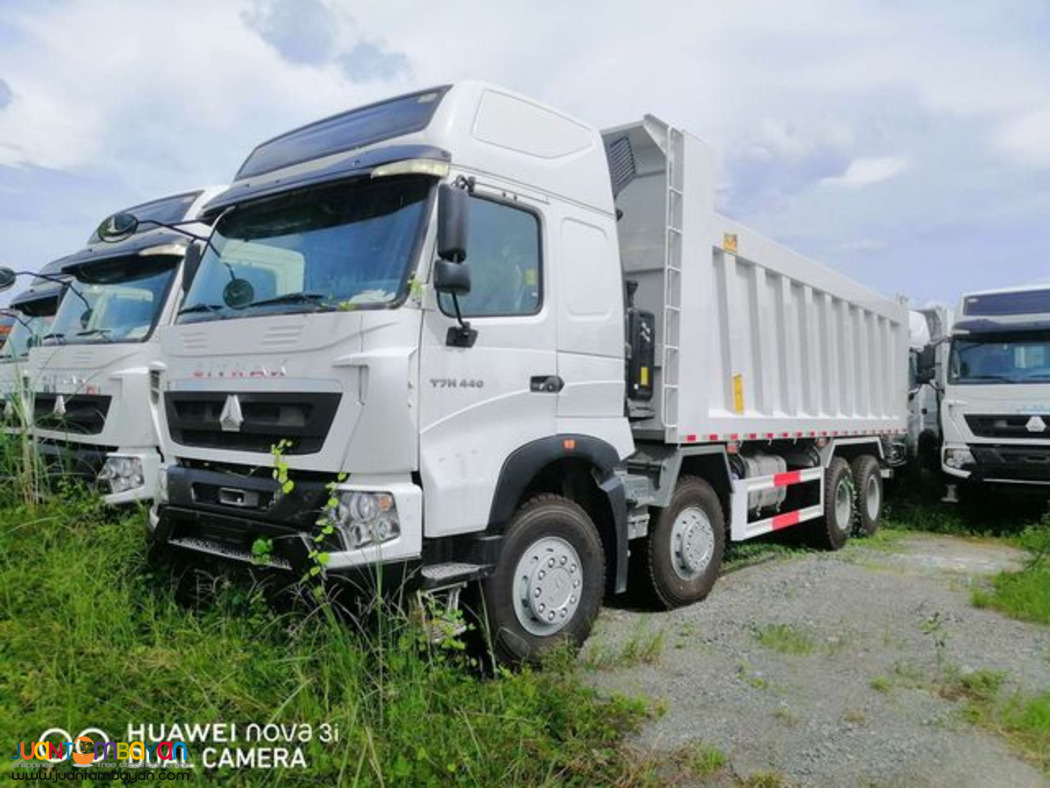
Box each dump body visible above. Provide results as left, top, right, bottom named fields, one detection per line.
left=604, top=118, right=909, bottom=445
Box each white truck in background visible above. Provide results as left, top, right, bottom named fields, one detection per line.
left=10, top=189, right=223, bottom=504
left=907, top=306, right=951, bottom=473
left=937, top=284, right=1050, bottom=491
left=139, top=83, right=907, bottom=662
left=0, top=259, right=70, bottom=431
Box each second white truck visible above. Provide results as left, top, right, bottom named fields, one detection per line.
left=937, top=284, right=1050, bottom=491
left=141, top=83, right=908, bottom=661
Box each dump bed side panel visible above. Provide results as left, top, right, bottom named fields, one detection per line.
left=603, top=119, right=909, bottom=444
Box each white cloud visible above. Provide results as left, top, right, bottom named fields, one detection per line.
left=995, top=108, right=1050, bottom=169
left=821, top=156, right=908, bottom=188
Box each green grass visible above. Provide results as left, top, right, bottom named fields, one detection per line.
left=686, top=743, right=728, bottom=778
left=941, top=670, right=1050, bottom=773
left=972, top=521, right=1050, bottom=625
left=0, top=495, right=659, bottom=786
left=754, top=623, right=815, bottom=656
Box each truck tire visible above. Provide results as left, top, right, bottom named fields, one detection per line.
left=640, top=476, right=725, bottom=610
left=481, top=494, right=605, bottom=665
left=851, top=454, right=883, bottom=536
left=814, top=457, right=853, bottom=550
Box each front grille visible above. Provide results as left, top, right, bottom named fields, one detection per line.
left=965, top=414, right=1050, bottom=440
left=970, top=444, right=1050, bottom=482
left=34, top=393, right=112, bottom=435
left=164, top=391, right=341, bottom=454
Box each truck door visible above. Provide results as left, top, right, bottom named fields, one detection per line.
left=418, top=189, right=554, bottom=538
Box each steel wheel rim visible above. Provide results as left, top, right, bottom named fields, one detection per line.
left=834, top=478, right=853, bottom=530
left=512, top=536, right=583, bottom=636
left=670, top=506, right=715, bottom=581
left=865, top=474, right=881, bottom=521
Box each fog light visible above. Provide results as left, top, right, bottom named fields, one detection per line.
left=324, top=490, right=399, bottom=550
left=944, top=447, right=975, bottom=469
left=99, top=455, right=145, bottom=494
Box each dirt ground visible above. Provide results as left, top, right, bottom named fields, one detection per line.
left=584, top=533, right=1050, bottom=787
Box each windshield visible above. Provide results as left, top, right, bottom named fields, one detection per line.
left=949, top=331, right=1050, bottom=384
left=178, top=176, right=432, bottom=323
left=44, top=261, right=178, bottom=345
left=0, top=315, right=53, bottom=360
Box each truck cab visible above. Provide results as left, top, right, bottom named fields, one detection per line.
left=30, top=188, right=222, bottom=503
left=0, top=260, right=69, bottom=432
left=940, top=285, right=1050, bottom=489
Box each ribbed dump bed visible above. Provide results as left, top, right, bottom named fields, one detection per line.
left=602, top=116, right=909, bottom=444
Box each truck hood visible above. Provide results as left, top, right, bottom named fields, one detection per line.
left=158, top=309, right=421, bottom=475
left=28, top=341, right=161, bottom=448
left=943, top=382, right=1050, bottom=443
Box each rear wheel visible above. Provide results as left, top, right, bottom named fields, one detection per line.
left=851, top=455, right=883, bottom=536
left=481, top=494, right=605, bottom=665
left=814, top=457, right=853, bottom=550
left=640, top=476, right=725, bottom=609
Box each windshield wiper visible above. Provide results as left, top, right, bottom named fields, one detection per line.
left=177, top=303, right=226, bottom=316
left=74, top=328, right=112, bottom=342
left=962, top=374, right=1017, bottom=383
left=42, top=332, right=66, bottom=344
left=245, top=292, right=333, bottom=311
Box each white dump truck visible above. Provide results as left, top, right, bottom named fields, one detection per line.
left=0, top=259, right=70, bottom=431
left=13, top=189, right=222, bottom=504
left=937, top=284, right=1050, bottom=490
left=141, top=83, right=907, bottom=661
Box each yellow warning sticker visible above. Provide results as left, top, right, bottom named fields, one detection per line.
left=724, top=233, right=738, bottom=254
left=640, top=366, right=649, bottom=387
left=524, top=268, right=538, bottom=286
left=732, top=373, right=745, bottom=414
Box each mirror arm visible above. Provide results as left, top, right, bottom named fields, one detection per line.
left=446, top=294, right=477, bottom=348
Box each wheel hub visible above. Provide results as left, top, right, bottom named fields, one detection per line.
left=670, top=506, right=714, bottom=580
left=512, top=536, right=582, bottom=636
left=865, top=474, right=881, bottom=520
left=835, top=478, right=853, bottom=529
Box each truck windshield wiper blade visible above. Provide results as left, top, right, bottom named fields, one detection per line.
left=245, top=292, right=332, bottom=310
left=42, top=332, right=66, bottom=344
left=963, top=374, right=1016, bottom=382
left=74, top=328, right=112, bottom=342
left=177, top=303, right=225, bottom=315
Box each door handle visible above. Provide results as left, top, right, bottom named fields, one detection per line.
left=530, top=375, right=564, bottom=393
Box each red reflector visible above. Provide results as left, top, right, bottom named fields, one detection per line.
left=685, top=434, right=697, bottom=443
left=772, top=510, right=800, bottom=530
left=563, top=438, right=576, bottom=450
left=708, top=434, right=719, bottom=441
left=773, top=471, right=802, bottom=487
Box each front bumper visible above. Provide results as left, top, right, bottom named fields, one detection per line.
left=36, top=438, right=113, bottom=480
left=943, top=442, right=1050, bottom=486
left=150, top=463, right=423, bottom=574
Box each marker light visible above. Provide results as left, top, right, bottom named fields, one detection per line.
left=371, top=159, right=450, bottom=179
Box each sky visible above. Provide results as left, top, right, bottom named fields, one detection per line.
left=0, top=0, right=1048, bottom=309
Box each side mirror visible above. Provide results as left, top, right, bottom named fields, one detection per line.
left=433, top=260, right=471, bottom=297
left=96, top=212, right=139, bottom=243
left=437, top=184, right=468, bottom=262
left=181, top=244, right=203, bottom=294
left=916, top=345, right=936, bottom=384
left=0, top=267, right=16, bottom=292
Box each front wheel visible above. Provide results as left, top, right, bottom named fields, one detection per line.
left=481, top=494, right=605, bottom=665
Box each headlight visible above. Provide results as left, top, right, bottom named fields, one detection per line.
left=324, top=490, right=400, bottom=550
left=944, top=447, right=975, bottom=469
left=99, top=455, right=145, bottom=494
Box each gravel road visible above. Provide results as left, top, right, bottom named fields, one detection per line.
left=584, top=533, right=1050, bottom=787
